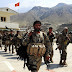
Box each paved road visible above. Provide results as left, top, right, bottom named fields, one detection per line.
left=0, top=43, right=72, bottom=72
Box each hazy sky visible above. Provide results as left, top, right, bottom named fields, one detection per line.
left=0, top=0, right=72, bottom=13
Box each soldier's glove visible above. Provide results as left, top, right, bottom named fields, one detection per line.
left=45, top=55, right=51, bottom=64
left=45, top=56, right=50, bottom=61
left=45, top=54, right=50, bottom=61
left=56, top=43, right=59, bottom=45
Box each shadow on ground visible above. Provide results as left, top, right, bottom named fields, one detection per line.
left=41, top=62, right=64, bottom=70
left=0, top=50, right=18, bottom=60
left=7, top=57, right=17, bottom=59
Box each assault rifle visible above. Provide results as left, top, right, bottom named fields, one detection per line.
left=55, top=43, right=62, bottom=54
left=45, top=60, right=51, bottom=70
left=45, top=55, right=51, bottom=70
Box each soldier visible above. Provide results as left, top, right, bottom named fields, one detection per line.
left=15, top=31, right=21, bottom=38
left=0, top=32, right=2, bottom=49
left=22, top=21, right=51, bottom=72
left=2, top=31, right=7, bottom=45
left=3, top=31, right=10, bottom=52
left=15, top=31, right=20, bottom=37
left=8, top=30, right=14, bottom=53
left=68, top=31, right=72, bottom=43
left=47, top=27, right=55, bottom=63
left=14, top=31, right=22, bottom=52
left=56, top=27, right=70, bottom=66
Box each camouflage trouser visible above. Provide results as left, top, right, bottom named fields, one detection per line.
left=26, top=55, right=42, bottom=72
left=0, top=39, right=2, bottom=49
left=50, top=46, right=53, bottom=61
left=9, top=44, right=14, bottom=53
left=15, top=44, right=20, bottom=52
left=60, top=47, right=67, bottom=60
left=5, top=45, right=7, bottom=52
left=15, top=45, right=18, bottom=52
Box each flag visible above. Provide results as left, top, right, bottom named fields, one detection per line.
left=15, top=2, right=19, bottom=7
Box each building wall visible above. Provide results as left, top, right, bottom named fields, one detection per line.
left=0, top=8, right=19, bottom=30
left=0, top=8, right=18, bottom=22
left=0, top=11, right=17, bottom=22
left=0, top=22, right=19, bottom=30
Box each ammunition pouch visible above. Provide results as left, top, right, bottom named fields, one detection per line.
left=5, top=40, right=11, bottom=45
left=64, top=39, right=69, bottom=45
left=27, top=43, right=46, bottom=57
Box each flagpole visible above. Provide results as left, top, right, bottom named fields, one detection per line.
left=18, top=2, right=20, bottom=13
left=15, top=2, right=20, bottom=30
left=15, top=2, right=20, bottom=15
left=18, top=2, right=20, bottom=17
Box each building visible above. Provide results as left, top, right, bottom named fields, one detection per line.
left=0, top=7, right=19, bottom=30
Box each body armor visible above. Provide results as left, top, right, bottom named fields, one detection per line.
left=26, top=31, right=46, bottom=57
left=22, top=31, right=51, bottom=72
left=27, top=43, right=46, bottom=57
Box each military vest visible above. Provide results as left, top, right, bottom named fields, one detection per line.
left=27, top=31, right=46, bottom=57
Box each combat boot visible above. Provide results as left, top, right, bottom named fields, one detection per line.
left=12, top=51, right=15, bottom=54
left=31, top=70, right=38, bottom=72
left=62, top=60, right=67, bottom=65
left=50, top=58, right=53, bottom=63
left=4, top=48, right=7, bottom=52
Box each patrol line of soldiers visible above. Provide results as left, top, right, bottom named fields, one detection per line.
left=0, top=30, right=22, bottom=54
left=16, top=21, right=72, bottom=72
left=47, top=27, right=72, bottom=66
left=0, top=20, right=72, bottom=72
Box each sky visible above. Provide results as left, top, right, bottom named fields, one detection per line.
left=0, top=0, right=72, bottom=13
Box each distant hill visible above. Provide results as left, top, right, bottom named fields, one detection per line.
left=10, top=3, right=72, bottom=29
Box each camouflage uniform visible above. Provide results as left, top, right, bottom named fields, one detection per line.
left=69, top=31, right=72, bottom=43
left=56, top=27, right=70, bottom=65
left=0, top=33, right=2, bottom=49
left=2, top=32, right=7, bottom=45
left=8, top=32, right=14, bottom=53
left=22, top=31, right=51, bottom=72
left=47, top=31, right=55, bottom=62
left=4, top=32, right=10, bottom=52
left=14, top=31, right=22, bottom=52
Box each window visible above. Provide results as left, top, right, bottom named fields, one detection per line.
left=4, top=17, right=6, bottom=21
left=1, top=17, right=6, bottom=22
left=6, top=9, right=8, bottom=11
left=1, top=17, right=3, bottom=22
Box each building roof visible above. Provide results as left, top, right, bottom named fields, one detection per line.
left=0, top=7, right=18, bottom=14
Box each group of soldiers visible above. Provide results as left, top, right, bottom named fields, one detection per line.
left=0, top=20, right=72, bottom=72
left=0, top=30, right=22, bottom=54
left=20, top=21, right=72, bottom=72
